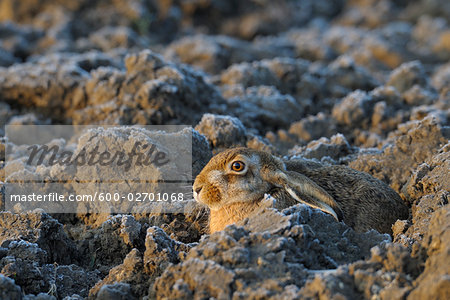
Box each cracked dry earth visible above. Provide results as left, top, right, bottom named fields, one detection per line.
left=0, top=0, right=449, bottom=299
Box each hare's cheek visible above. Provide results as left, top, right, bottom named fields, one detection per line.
left=205, top=185, right=222, bottom=205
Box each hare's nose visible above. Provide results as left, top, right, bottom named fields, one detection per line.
left=194, top=186, right=202, bottom=194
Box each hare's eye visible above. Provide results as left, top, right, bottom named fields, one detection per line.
left=231, top=161, right=245, bottom=172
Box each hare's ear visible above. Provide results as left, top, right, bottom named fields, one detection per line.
left=264, top=170, right=343, bottom=221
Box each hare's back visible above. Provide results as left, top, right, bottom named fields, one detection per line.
left=284, top=159, right=409, bottom=233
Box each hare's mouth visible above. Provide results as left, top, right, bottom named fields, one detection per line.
left=193, top=185, right=222, bottom=208
left=193, top=191, right=208, bottom=205
left=193, top=190, right=200, bottom=202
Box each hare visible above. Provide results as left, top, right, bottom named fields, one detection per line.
left=193, top=147, right=409, bottom=234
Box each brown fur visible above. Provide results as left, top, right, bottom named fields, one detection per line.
left=284, top=159, right=409, bottom=233
left=209, top=201, right=261, bottom=233
left=194, top=147, right=409, bottom=235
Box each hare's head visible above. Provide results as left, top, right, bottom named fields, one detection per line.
left=193, top=147, right=343, bottom=221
